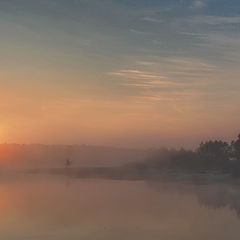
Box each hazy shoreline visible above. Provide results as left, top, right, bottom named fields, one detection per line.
left=1, top=167, right=236, bottom=184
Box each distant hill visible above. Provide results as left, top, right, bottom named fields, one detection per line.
left=0, top=144, right=147, bottom=170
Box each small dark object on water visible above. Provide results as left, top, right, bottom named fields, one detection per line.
left=65, top=158, right=72, bottom=169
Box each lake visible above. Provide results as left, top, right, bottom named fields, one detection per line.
left=0, top=174, right=240, bottom=240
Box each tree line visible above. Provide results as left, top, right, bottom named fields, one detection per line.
left=125, top=134, right=240, bottom=176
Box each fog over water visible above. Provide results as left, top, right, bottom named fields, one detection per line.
left=1, top=175, right=240, bottom=240
left=0, top=144, right=147, bottom=169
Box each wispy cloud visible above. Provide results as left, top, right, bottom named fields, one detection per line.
left=136, top=61, right=158, bottom=66
left=165, top=58, right=217, bottom=71
left=107, top=55, right=221, bottom=108
left=123, top=80, right=189, bottom=89
left=179, top=32, right=207, bottom=38
left=109, top=58, right=212, bottom=93
left=109, top=69, right=193, bottom=91
left=192, top=16, right=240, bottom=25
left=138, top=89, right=205, bottom=102
left=109, top=69, right=167, bottom=80
left=191, top=0, right=206, bottom=9
left=141, top=17, right=163, bottom=23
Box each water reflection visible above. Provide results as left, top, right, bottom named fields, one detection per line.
left=0, top=174, right=240, bottom=240
left=147, top=179, right=240, bottom=218
left=197, top=184, right=240, bottom=217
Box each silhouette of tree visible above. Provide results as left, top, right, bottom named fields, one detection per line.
left=196, top=140, right=230, bottom=171
left=231, top=134, right=240, bottom=160
left=124, top=133, right=240, bottom=176
left=230, top=134, right=240, bottom=177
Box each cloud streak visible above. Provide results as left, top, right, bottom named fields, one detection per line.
left=191, top=0, right=206, bottom=9
left=192, top=16, right=240, bottom=25
left=109, top=69, right=167, bottom=80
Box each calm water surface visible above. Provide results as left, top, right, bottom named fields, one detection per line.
left=0, top=174, right=240, bottom=240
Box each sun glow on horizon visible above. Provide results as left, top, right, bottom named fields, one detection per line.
left=0, top=0, right=239, bottom=148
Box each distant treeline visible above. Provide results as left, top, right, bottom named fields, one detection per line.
left=125, top=135, right=240, bottom=177
left=0, top=144, right=146, bottom=169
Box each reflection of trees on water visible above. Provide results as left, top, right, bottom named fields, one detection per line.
left=197, top=184, right=240, bottom=218
left=146, top=180, right=240, bottom=218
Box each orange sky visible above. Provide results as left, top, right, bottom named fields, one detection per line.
left=1, top=0, right=240, bottom=148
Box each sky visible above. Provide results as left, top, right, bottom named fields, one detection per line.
left=0, top=0, right=240, bottom=148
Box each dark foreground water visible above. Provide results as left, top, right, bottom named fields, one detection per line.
left=0, top=174, right=240, bottom=240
